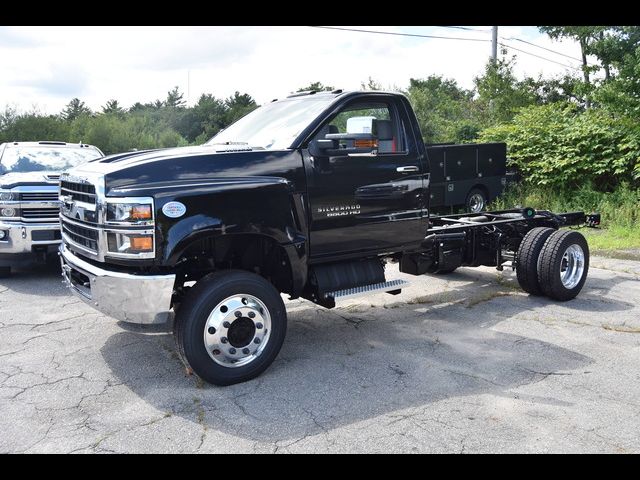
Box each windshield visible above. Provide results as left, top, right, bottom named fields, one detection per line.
left=0, top=144, right=103, bottom=174
left=206, top=96, right=336, bottom=150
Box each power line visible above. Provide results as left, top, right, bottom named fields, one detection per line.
left=309, top=26, right=490, bottom=43
left=309, top=25, right=582, bottom=70
left=499, top=41, right=581, bottom=70
left=502, top=36, right=583, bottom=62
left=435, top=25, right=490, bottom=32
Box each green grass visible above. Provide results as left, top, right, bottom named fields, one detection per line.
left=581, top=226, right=640, bottom=251
left=490, top=183, right=640, bottom=252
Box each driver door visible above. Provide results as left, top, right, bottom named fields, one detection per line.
left=303, top=95, right=427, bottom=258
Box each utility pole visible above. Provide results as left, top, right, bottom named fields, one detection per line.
left=491, top=26, right=498, bottom=63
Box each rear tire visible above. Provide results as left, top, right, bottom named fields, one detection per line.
left=0, top=266, right=10, bottom=278
left=516, top=227, right=555, bottom=295
left=466, top=188, right=488, bottom=213
left=174, top=269, right=287, bottom=386
left=538, top=230, right=589, bottom=301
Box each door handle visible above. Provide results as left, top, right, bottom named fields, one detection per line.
left=396, top=166, right=419, bottom=173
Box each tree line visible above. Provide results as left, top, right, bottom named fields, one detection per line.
left=1, top=26, right=639, bottom=190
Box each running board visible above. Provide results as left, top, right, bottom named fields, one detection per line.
left=325, top=279, right=410, bottom=301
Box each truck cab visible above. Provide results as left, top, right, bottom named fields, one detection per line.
left=0, top=141, right=103, bottom=277
left=58, top=91, right=594, bottom=386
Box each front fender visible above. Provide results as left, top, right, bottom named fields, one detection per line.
left=151, top=177, right=304, bottom=266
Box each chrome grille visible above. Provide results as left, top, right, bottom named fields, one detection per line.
left=60, top=180, right=96, bottom=205
left=20, top=192, right=60, bottom=202
left=61, top=218, right=99, bottom=253
left=22, top=208, right=60, bottom=220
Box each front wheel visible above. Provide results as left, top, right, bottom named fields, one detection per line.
left=174, top=270, right=287, bottom=386
left=538, top=230, right=589, bottom=301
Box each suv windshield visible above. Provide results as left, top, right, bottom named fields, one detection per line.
left=0, top=144, right=103, bottom=174
left=206, top=96, right=337, bottom=151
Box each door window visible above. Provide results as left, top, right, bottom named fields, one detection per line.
left=317, top=101, right=407, bottom=154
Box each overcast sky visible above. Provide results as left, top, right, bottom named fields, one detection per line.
left=0, top=26, right=585, bottom=114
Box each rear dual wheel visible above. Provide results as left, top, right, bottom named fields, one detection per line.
left=516, top=228, right=589, bottom=301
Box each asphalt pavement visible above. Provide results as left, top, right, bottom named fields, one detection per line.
left=1, top=255, right=639, bottom=453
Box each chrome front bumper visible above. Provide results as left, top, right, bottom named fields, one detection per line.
left=59, top=243, right=176, bottom=324
left=0, top=221, right=61, bottom=254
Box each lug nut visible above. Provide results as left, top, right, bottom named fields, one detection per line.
left=254, top=338, right=261, bottom=344
left=212, top=349, right=221, bottom=355
left=207, top=327, right=216, bottom=335
left=242, top=348, right=250, bottom=355
left=220, top=337, right=228, bottom=344
left=256, top=323, right=263, bottom=329
left=235, top=311, right=242, bottom=318
left=248, top=311, right=256, bottom=318
left=223, top=321, right=231, bottom=328
left=229, top=348, right=236, bottom=355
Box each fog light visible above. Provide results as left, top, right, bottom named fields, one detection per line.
left=0, top=230, right=6, bottom=240
left=1, top=207, right=16, bottom=217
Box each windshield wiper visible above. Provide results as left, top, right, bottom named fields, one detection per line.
left=208, top=141, right=250, bottom=146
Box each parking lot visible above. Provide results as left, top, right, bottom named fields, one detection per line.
left=1, top=256, right=639, bottom=453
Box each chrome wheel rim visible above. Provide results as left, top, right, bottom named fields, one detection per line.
left=468, top=193, right=485, bottom=213
left=560, top=244, right=585, bottom=289
left=203, top=294, right=271, bottom=368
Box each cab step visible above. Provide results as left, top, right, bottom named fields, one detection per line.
left=325, top=279, right=410, bottom=301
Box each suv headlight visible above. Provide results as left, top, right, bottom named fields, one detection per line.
left=1, top=207, right=18, bottom=217
left=107, top=203, right=153, bottom=223
left=0, top=190, right=15, bottom=202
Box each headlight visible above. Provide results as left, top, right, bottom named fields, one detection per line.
left=0, top=191, right=15, bottom=201
left=1, top=207, right=18, bottom=217
left=107, top=203, right=153, bottom=223
left=107, top=232, right=154, bottom=254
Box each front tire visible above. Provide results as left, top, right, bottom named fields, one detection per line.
left=174, top=270, right=287, bottom=386
left=538, top=230, right=589, bottom=301
left=0, top=266, right=10, bottom=278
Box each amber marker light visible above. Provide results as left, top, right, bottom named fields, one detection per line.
left=131, top=205, right=152, bottom=221
left=130, top=236, right=153, bottom=251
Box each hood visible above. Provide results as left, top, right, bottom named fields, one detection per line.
left=64, top=144, right=304, bottom=196
left=0, top=171, right=61, bottom=189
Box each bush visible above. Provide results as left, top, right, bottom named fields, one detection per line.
left=492, top=182, right=640, bottom=229
left=479, top=102, right=640, bottom=189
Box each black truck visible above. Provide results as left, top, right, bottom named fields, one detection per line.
left=59, top=90, right=597, bottom=386
left=426, top=142, right=507, bottom=213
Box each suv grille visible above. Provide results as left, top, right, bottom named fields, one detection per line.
left=60, top=180, right=96, bottom=205
left=22, top=208, right=60, bottom=220
left=20, top=192, right=60, bottom=202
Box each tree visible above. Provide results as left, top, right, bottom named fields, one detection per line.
left=295, top=82, right=334, bottom=93
left=182, top=93, right=228, bottom=143
left=474, top=56, right=537, bottom=124
left=360, top=77, right=382, bottom=91
left=539, top=26, right=602, bottom=87
left=165, top=86, right=186, bottom=108
left=101, top=99, right=124, bottom=116
left=406, top=75, right=478, bottom=143
left=61, top=98, right=91, bottom=121
left=224, top=92, right=258, bottom=124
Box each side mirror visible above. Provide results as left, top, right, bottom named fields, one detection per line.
left=308, top=137, right=337, bottom=157
left=309, top=132, right=378, bottom=157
